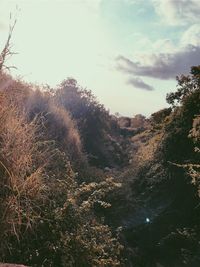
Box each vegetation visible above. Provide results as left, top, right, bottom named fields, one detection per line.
left=0, top=78, right=124, bottom=266
left=106, top=66, right=200, bottom=267
left=55, top=78, right=127, bottom=168
left=1, top=22, right=200, bottom=267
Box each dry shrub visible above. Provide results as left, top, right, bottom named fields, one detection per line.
left=0, top=85, right=123, bottom=267
left=24, top=89, right=86, bottom=170
left=0, top=74, right=32, bottom=108
left=45, top=104, right=83, bottom=162
left=131, top=130, right=164, bottom=168
left=0, top=93, right=47, bottom=247
left=0, top=77, right=86, bottom=173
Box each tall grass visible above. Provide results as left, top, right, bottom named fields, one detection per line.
left=0, top=75, right=123, bottom=266
left=0, top=93, right=47, bottom=250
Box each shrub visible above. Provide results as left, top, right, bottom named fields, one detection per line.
left=55, top=78, right=127, bottom=167
left=0, top=76, right=124, bottom=266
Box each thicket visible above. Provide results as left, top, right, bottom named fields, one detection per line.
left=108, top=66, right=200, bottom=267
left=0, top=74, right=124, bottom=266
left=55, top=78, right=127, bottom=168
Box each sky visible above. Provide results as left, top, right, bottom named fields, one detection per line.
left=0, top=0, right=200, bottom=117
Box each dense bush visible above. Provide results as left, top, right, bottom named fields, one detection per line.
left=55, top=78, right=127, bottom=167
left=106, top=66, right=200, bottom=267
left=0, top=74, right=124, bottom=266
left=162, top=67, right=200, bottom=163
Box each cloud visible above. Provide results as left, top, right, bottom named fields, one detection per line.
left=117, top=45, right=200, bottom=80
left=127, top=77, right=154, bottom=91
left=116, top=19, right=200, bottom=90
left=152, top=0, right=200, bottom=25
left=181, top=24, right=200, bottom=46
left=153, top=39, right=176, bottom=53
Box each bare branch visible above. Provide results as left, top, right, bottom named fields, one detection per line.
left=0, top=9, right=19, bottom=72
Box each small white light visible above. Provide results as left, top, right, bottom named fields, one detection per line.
left=146, top=217, right=150, bottom=223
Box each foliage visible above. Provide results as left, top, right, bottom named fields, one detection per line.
left=177, top=115, right=200, bottom=196
left=166, top=66, right=200, bottom=107
left=150, top=108, right=172, bottom=126
left=106, top=66, right=200, bottom=267
left=161, top=67, right=200, bottom=162
left=55, top=78, right=127, bottom=167
left=0, top=74, right=124, bottom=266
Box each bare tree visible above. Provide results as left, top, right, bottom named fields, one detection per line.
left=0, top=13, right=17, bottom=72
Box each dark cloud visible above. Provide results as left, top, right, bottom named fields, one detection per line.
left=117, top=45, right=200, bottom=80
left=127, top=77, right=154, bottom=91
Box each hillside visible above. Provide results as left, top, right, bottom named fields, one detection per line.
left=107, top=67, right=200, bottom=266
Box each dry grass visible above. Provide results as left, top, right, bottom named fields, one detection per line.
left=0, top=74, right=124, bottom=266
left=130, top=129, right=164, bottom=168
left=46, top=104, right=83, bottom=162
left=24, top=88, right=85, bottom=168
left=0, top=93, right=47, bottom=243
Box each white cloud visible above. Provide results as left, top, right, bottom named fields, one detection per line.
left=152, top=39, right=176, bottom=53
left=116, top=18, right=200, bottom=91
left=181, top=24, right=200, bottom=46
left=152, top=0, right=200, bottom=25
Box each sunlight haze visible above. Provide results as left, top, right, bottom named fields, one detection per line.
left=1, top=0, right=200, bottom=116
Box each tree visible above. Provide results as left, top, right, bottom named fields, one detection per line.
left=55, top=78, right=125, bottom=167
left=0, top=14, right=17, bottom=72
left=166, top=66, right=200, bottom=107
